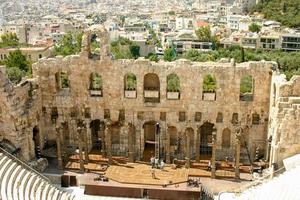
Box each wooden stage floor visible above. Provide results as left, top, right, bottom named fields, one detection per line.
left=106, top=163, right=188, bottom=186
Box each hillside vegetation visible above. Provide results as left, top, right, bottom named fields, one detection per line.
left=251, top=0, right=300, bottom=28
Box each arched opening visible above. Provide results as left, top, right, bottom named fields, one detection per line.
left=33, top=126, right=41, bottom=158
left=240, top=75, right=254, bottom=101
left=89, top=33, right=101, bottom=60
left=144, top=73, right=160, bottom=103
left=216, top=112, right=223, bottom=123
left=111, top=123, right=122, bottom=156
left=185, top=127, right=195, bottom=159
left=143, top=121, right=157, bottom=161
left=89, top=73, right=102, bottom=97
left=167, top=73, right=180, bottom=100
left=55, top=72, right=70, bottom=91
left=199, top=122, right=214, bottom=159
left=222, top=128, right=231, bottom=149
left=90, top=120, right=103, bottom=151
left=168, top=126, right=178, bottom=161
left=124, top=73, right=137, bottom=98
left=202, top=74, right=216, bottom=101
left=232, top=113, right=239, bottom=125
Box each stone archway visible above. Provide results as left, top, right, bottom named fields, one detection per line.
left=143, top=121, right=157, bottom=161
left=199, top=122, right=214, bottom=160
left=144, top=73, right=160, bottom=103
left=90, top=120, right=104, bottom=152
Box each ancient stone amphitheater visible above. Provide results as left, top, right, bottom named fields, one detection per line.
left=0, top=149, right=75, bottom=200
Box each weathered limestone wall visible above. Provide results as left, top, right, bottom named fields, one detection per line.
left=269, top=75, right=300, bottom=167
left=0, top=67, right=41, bottom=161
left=0, top=26, right=278, bottom=164
left=30, top=27, right=274, bottom=162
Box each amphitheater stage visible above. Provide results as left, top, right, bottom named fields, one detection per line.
left=79, top=172, right=201, bottom=199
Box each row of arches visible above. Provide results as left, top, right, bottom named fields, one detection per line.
left=55, top=72, right=254, bottom=101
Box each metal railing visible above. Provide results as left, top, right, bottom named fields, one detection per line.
left=0, top=146, right=51, bottom=183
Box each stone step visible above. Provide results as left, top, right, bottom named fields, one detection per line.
left=41, top=183, right=51, bottom=200
left=36, top=181, right=47, bottom=200
left=19, top=171, right=32, bottom=200
left=51, top=189, right=61, bottom=200
left=1, top=162, right=17, bottom=200
left=13, top=168, right=27, bottom=200
left=0, top=152, right=75, bottom=200
left=30, top=177, right=42, bottom=200
left=7, top=165, right=22, bottom=200
left=47, top=187, right=56, bottom=200
left=24, top=173, right=38, bottom=200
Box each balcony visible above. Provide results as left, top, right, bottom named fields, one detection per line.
left=144, top=90, right=159, bottom=103
left=202, top=92, right=216, bottom=101
left=167, top=92, right=180, bottom=100
left=90, top=90, right=102, bottom=97
left=124, top=90, right=137, bottom=99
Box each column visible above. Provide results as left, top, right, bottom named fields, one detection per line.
left=101, top=123, right=106, bottom=156
left=165, top=127, right=171, bottom=164
left=84, top=126, right=89, bottom=164
left=77, top=126, right=84, bottom=172
left=128, top=124, right=134, bottom=162
left=185, top=132, right=190, bottom=168
left=235, top=128, right=242, bottom=180
left=195, top=129, right=200, bottom=162
left=105, top=125, right=112, bottom=164
left=56, top=126, right=63, bottom=170
left=211, top=127, right=217, bottom=179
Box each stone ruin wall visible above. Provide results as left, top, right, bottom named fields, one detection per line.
left=0, top=67, right=41, bottom=161
left=269, top=75, right=300, bottom=167
left=0, top=26, right=278, bottom=164
left=32, top=46, right=274, bottom=163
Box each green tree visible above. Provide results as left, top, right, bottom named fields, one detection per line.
left=203, top=74, right=217, bottom=93
left=5, top=49, right=30, bottom=72
left=129, top=43, right=140, bottom=59
left=195, top=26, right=212, bottom=42
left=163, top=47, right=176, bottom=62
left=0, top=33, right=19, bottom=47
left=4, top=49, right=31, bottom=84
left=6, top=67, right=26, bottom=84
left=54, top=32, right=83, bottom=56
left=167, top=74, right=180, bottom=92
left=147, top=53, right=159, bottom=62
left=249, top=23, right=261, bottom=33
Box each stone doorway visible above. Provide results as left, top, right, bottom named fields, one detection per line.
left=90, top=120, right=104, bottom=153
left=143, top=121, right=156, bottom=162
left=199, top=122, right=214, bottom=160
left=32, top=126, right=41, bottom=158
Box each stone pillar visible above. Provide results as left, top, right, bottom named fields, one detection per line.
left=185, top=132, right=190, bottom=168
left=77, top=124, right=85, bottom=172
left=211, top=128, right=217, bottom=179
left=165, top=127, right=171, bottom=164
left=128, top=124, right=134, bottom=162
left=84, top=126, right=89, bottom=164
left=101, top=123, right=106, bottom=156
left=55, top=126, right=63, bottom=170
left=195, top=129, right=200, bottom=162
left=105, top=125, right=112, bottom=164
left=235, top=127, right=242, bottom=180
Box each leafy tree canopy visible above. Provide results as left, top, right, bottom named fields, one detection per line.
left=249, top=23, right=261, bottom=33
left=54, top=32, right=83, bottom=56
left=0, top=33, right=19, bottom=47
left=4, top=49, right=31, bottom=84
left=163, top=47, right=176, bottom=62
left=251, top=0, right=300, bottom=28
